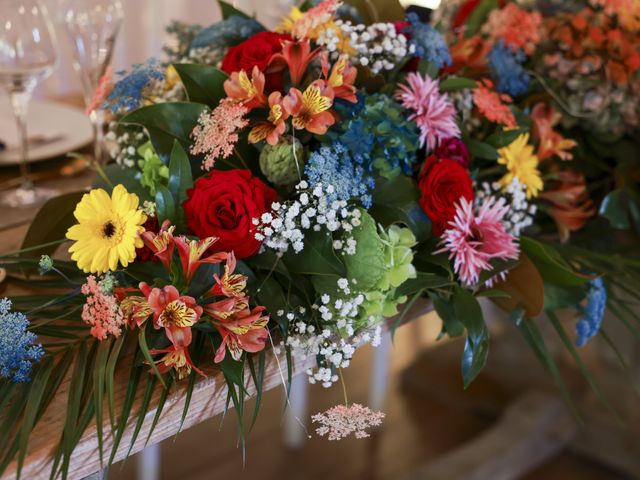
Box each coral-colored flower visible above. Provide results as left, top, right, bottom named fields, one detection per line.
left=150, top=327, right=204, bottom=379
left=283, top=83, right=335, bottom=135
left=322, top=53, right=357, bottom=103
left=140, top=219, right=175, bottom=270
left=190, top=99, right=249, bottom=171
left=472, top=79, right=517, bottom=129
left=269, top=40, right=321, bottom=87
left=212, top=305, right=269, bottom=362
left=497, top=133, right=543, bottom=199
left=540, top=170, right=595, bottom=242
left=287, top=0, right=342, bottom=40
left=437, top=196, right=520, bottom=287
left=139, top=283, right=202, bottom=330
left=248, top=91, right=289, bottom=145
left=118, top=294, right=153, bottom=328
left=485, top=3, right=542, bottom=55
left=86, top=65, right=114, bottom=114
left=173, top=236, right=227, bottom=284
left=224, top=66, right=267, bottom=110
left=81, top=275, right=125, bottom=340
left=445, top=33, right=490, bottom=75
left=394, top=72, right=460, bottom=151
left=530, top=103, right=577, bottom=161
left=205, top=252, right=248, bottom=299
left=312, top=404, right=385, bottom=441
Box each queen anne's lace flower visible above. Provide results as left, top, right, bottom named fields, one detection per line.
left=81, top=276, right=126, bottom=341
left=312, top=404, right=385, bottom=440
left=0, top=298, right=44, bottom=383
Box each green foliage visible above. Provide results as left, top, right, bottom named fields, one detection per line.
left=439, top=77, right=479, bottom=92
left=137, top=142, right=169, bottom=196
left=599, top=187, right=640, bottom=233
left=167, top=141, right=195, bottom=231
left=341, top=211, right=386, bottom=290
left=218, top=0, right=252, bottom=20
left=283, top=230, right=346, bottom=276
left=172, top=63, right=228, bottom=107
left=452, top=287, right=489, bottom=388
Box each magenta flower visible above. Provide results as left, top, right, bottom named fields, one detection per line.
left=395, top=72, right=460, bottom=151
left=437, top=196, right=519, bottom=286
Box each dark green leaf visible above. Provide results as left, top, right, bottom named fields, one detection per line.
left=452, top=287, right=489, bottom=388
left=172, top=63, right=228, bottom=107
left=93, top=164, right=153, bottom=203
left=467, top=139, right=499, bottom=160
left=93, top=340, right=113, bottom=467
left=126, top=376, right=157, bottom=459
left=138, top=328, right=167, bottom=388
left=283, top=230, right=346, bottom=276
left=168, top=141, right=194, bottom=230
left=521, top=237, right=591, bottom=287
left=340, top=210, right=386, bottom=290
left=396, top=272, right=452, bottom=297
left=439, top=77, right=478, bottom=92
left=145, top=376, right=174, bottom=446
left=106, top=335, right=125, bottom=430
left=486, top=128, right=525, bottom=149
left=430, top=291, right=464, bottom=338
left=155, top=184, right=176, bottom=225
left=109, top=366, right=143, bottom=465
left=599, top=189, right=630, bottom=230
left=218, top=0, right=252, bottom=19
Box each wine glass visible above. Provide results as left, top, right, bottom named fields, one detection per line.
left=0, top=0, right=59, bottom=207
left=60, top=0, right=124, bottom=165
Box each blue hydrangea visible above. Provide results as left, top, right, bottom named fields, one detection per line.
left=190, top=15, right=264, bottom=50
left=332, top=93, right=420, bottom=178
left=104, top=59, right=164, bottom=113
left=488, top=40, right=531, bottom=97
left=402, top=13, right=451, bottom=69
left=305, top=142, right=375, bottom=208
left=0, top=298, right=44, bottom=383
left=575, top=278, right=607, bottom=347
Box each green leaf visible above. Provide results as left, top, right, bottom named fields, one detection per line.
left=247, top=351, right=266, bottom=431
left=340, top=210, right=386, bottom=290
left=155, top=184, right=176, bottom=225
left=467, top=139, right=499, bottom=160
left=418, top=60, right=439, bottom=79
left=464, top=0, right=499, bottom=37
left=599, top=189, right=630, bottom=230
left=430, top=292, right=464, bottom=337
left=283, top=230, right=346, bottom=276
left=93, top=340, right=113, bottom=467
left=370, top=174, right=431, bottom=243
left=218, top=0, right=252, bottom=19
left=92, top=164, right=153, bottom=203
left=452, top=287, right=489, bottom=388
left=106, top=335, right=125, bottom=430
left=439, top=77, right=478, bottom=92
left=486, top=128, right=525, bottom=149
left=172, top=63, right=228, bottom=107
left=121, top=102, right=208, bottom=162
left=396, top=272, right=452, bottom=297
left=126, top=376, right=157, bottom=459
left=20, top=191, right=85, bottom=259
left=168, top=141, right=194, bottom=230
left=521, top=237, right=591, bottom=287
left=138, top=328, right=167, bottom=388
left=109, top=366, right=143, bottom=465
left=145, top=376, right=174, bottom=446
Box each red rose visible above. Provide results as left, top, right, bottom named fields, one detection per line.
left=221, top=31, right=291, bottom=92
left=183, top=170, right=277, bottom=259
left=418, top=155, right=474, bottom=236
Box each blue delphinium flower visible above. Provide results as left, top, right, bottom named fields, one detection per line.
left=190, top=15, right=264, bottom=50
left=0, top=298, right=44, bottom=383
left=575, top=278, right=607, bottom=347
left=402, top=12, right=451, bottom=69
left=332, top=93, right=420, bottom=178
left=488, top=40, right=531, bottom=97
left=305, top=142, right=375, bottom=208
left=104, top=59, right=164, bottom=113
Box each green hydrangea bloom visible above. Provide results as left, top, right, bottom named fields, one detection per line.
left=137, top=142, right=169, bottom=195
left=259, top=139, right=306, bottom=186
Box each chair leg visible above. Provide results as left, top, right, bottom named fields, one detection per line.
left=137, top=443, right=161, bottom=480
left=283, top=373, right=309, bottom=450
left=369, top=329, right=392, bottom=412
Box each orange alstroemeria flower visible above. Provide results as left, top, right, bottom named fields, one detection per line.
left=140, top=283, right=203, bottom=330
left=283, top=82, right=335, bottom=135
left=151, top=326, right=205, bottom=379
left=445, top=33, right=490, bottom=75
left=269, top=40, right=321, bottom=86
left=540, top=170, right=595, bottom=243
left=213, top=306, right=269, bottom=363
left=321, top=53, right=357, bottom=103
left=224, top=66, right=267, bottom=110
left=140, top=219, right=175, bottom=270
left=530, top=103, right=577, bottom=161
left=173, top=236, right=227, bottom=284
left=248, top=91, right=290, bottom=145
left=205, top=252, right=248, bottom=299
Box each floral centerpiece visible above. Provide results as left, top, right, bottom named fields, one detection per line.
left=1, top=0, right=639, bottom=477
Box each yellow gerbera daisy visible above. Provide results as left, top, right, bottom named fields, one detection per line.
left=66, top=185, right=147, bottom=274
left=497, top=133, right=544, bottom=198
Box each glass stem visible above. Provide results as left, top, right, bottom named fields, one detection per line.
left=89, top=108, right=105, bottom=165
left=10, top=90, right=33, bottom=190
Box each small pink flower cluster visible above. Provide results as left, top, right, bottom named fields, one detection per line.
left=312, top=403, right=385, bottom=441
left=81, top=275, right=125, bottom=341
left=190, top=99, right=249, bottom=171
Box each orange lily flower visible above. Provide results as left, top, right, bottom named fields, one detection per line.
left=283, top=82, right=335, bottom=135
left=530, top=103, right=577, bottom=161
left=173, top=236, right=227, bottom=284
left=205, top=252, right=248, bottom=299
left=150, top=326, right=205, bottom=379
left=213, top=306, right=269, bottom=362
left=140, top=219, right=175, bottom=270
left=140, top=283, right=203, bottom=330
left=224, top=66, right=267, bottom=110
left=248, top=91, right=289, bottom=145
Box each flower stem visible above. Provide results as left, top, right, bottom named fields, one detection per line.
left=339, top=368, right=349, bottom=406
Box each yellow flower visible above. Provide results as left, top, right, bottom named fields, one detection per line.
left=66, top=185, right=147, bottom=274
left=497, top=133, right=544, bottom=198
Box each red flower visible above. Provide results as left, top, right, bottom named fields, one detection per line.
left=418, top=155, right=474, bottom=236
left=183, top=170, right=277, bottom=259
left=221, top=31, right=291, bottom=92
left=433, top=138, right=471, bottom=168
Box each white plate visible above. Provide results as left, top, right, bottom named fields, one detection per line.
left=0, top=99, right=93, bottom=166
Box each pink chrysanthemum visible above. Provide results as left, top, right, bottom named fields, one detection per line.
left=395, top=72, right=460, bottom=151
left=312, top=403, right=385, bottom=441
left=190, top=99, right=249, bottom=171
left=81, top=275, right=125, bottom=341
left=437, top=196, right=520, bottom=287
